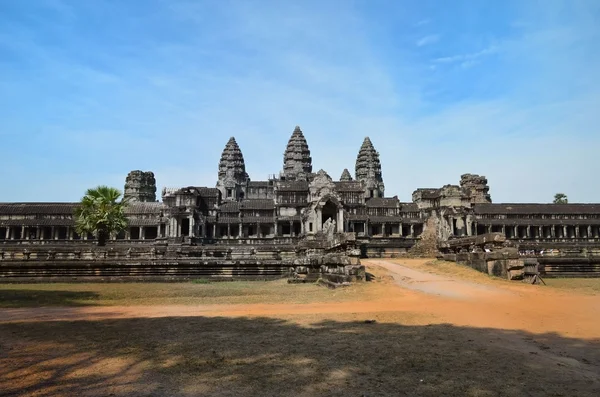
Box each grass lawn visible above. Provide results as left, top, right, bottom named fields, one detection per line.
left=0, top=279, right=382, bottom=308
left=543, top=277, right=600, bottom=294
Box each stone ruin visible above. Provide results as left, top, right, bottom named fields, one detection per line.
left=124, top=171, right=157, bottom=203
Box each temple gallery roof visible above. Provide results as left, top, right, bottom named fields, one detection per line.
left=366, top=198, right=399, bottom=208
left=474, top=203, right=600, bottom=215
left=0, top=203, right=78, bottom=215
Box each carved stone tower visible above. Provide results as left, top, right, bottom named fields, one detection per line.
left=217, top=137, right=249, bottom=201
left=355, top=137, right=385, bottom=198
left=282, top=126, right=312, bottom=181
left=340, top=168, right=353, bottom=181
left=124, top=171, right=157, bottom=202
left=460, top=174, right=492, bottom=204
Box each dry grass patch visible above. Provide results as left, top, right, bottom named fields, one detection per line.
left=0, top=279, right=385, bottom=308
left=543, top=278, right=600, bottom=294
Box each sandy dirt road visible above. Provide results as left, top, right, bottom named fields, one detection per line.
left=1, top=259, right=599, bottom=397
left=1, top=259, right=598, bottom=339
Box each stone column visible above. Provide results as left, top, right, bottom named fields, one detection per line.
left=140, top=226, right=145, bottom=240
left=239, top=222, right=242, bottom=238
left=563, top=226, right=567, bottom=239
left=575, top=226, right=580, bottom=238
left=487, top=225, right=492, bottom=234
left=513, top=226, right=518, bottom=239
left=189, top=217, right=195, bottom=237
left=257, top=222, right=261, bottom=238
left=212, top=224, right=216, bottom=238
left=588, top=226, right=592, bottom=239
left=538, top=226, right=543, bottom=239
left=35, top=227, right=41, bottom=240
left=5, top=227, right=10, bottom=240
left=526, top=226, right=531, bottom=239
left=274, top=220, right=278, bottom=237
left=410, top=224, right=415, bottom=238
left=316, top=209, right=322, bottom=232
left=337, top=208, right=344, bottom=233
left=227, top=224, right=231, bottom=240
left=289, top=221, right=293, bottom=237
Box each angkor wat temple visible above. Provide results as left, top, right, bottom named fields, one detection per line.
left=1, top=126, right=600, bottom=254
left=1, top=126, right=599, bottom=280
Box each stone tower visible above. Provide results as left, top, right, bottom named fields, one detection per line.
left=355, top=137, right=385, bottom=198
left=124, top=171, right=157, bottom=202
left=340, top=168, right=353, bottom=181
left=216, top=137, right=249, bottom=201
left=460, top=174, right=492, bottom=203
left=282, top=126, right=312, bottom=181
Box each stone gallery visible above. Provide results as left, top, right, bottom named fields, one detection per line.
left=1, top=126, right=599, bottom=280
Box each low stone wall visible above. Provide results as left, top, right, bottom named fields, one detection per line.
left=440, top=248, right=524, bottom=279
left=0, top=241, right=364, bottom=283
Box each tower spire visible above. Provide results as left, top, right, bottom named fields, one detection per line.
left=355, top=136, right=384, bottom=198
left=217, top=137, right=248, bottom=200
left=282, top=126, right=312, bottom=181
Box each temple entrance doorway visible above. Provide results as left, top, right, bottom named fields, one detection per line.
left=322, top=201, right=337, bottom=228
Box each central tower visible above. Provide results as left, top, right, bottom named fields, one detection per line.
left=216, top=137, right=249, bottom=201
left=282, top=126, right=312, bottom=181
left=355, top=137, right=385, bottom=198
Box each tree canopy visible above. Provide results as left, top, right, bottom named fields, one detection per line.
left=74, top=186, right=129, bottom=246
left=553, top=193, right=568, bottom=204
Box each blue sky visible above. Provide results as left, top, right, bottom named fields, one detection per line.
left=1, top=0, right=599, bottom=203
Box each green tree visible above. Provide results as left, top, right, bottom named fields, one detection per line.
left=74, top=186, right=129, bottom=246
left=553, top=193, right=568, bottom=204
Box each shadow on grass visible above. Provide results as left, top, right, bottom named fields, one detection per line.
left=0, top=316, right=599, bottom=396
left=0, top=289, right=100, bottom=308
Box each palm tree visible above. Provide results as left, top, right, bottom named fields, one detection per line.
left=553, top=193, right=568, bottom=204
left=74, top=186, right=129, bottom=246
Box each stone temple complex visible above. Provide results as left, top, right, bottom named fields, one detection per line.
left=1, top=125, right=600, bottom=279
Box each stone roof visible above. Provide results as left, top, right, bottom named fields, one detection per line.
left=195, top=187, right=220, bottom=197
left=355, top=137, right=383, bottom=183
left=473, top=203, right=600, bottom=215
left=217, top=216, right=240, bottom=224
left=0, top=203, right=78, bottom=215
left=241, top=216, right=275, bottom=224
left=334, top=181, right=363, bottom=192
left=127, top=218, right=161, bottom=226
left=399, top=203, right=419, bottom=212
left=124, top=202, right=164, bottom=215
left=247, top=181, right=270, bottom=188
left=277, top=181, right=309, bottom=191
left=476, top=218, right=598, bottom=226
left=282, top=126, right=312, bottom=180
left=219, top=202, right=240, bottom=213
left=339, top=168, right=353, bottom=182
left=218, top=137, right=248, bottom=183
left=365, top=197, right=399, bottom=208
left=0, top=218, right=74, bottom=226
left=240, top=199, right=275, bottom=210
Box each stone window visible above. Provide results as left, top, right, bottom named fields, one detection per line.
left=309, top=222, right=313, bottom=232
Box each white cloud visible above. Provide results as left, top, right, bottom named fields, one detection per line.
left=416, top=34, right=440, bottom=47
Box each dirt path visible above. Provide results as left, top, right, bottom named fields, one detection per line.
left=368, top=259, right=511, bottom=299
left=1, top=259, right=599, bottom=396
